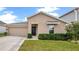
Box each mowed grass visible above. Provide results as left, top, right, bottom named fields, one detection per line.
left=19, top=40, right=79, bottom=51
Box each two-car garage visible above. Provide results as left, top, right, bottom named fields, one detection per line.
left=7, top=22, right=27, bottom=37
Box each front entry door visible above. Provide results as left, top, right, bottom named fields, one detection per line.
left=31, top=24, right=37, bottom=36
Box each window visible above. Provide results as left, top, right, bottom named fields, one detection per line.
left=48, top=24, right=54, bottom=34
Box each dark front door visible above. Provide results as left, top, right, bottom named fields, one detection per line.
left=31, top=24, right=37, bottom=36
left=32, top=27, right=36, bottom=36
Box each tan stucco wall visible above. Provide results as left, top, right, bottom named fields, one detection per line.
left=54, top=22, right=66, bottom=33
left=27, top=13, right=66, bottom=35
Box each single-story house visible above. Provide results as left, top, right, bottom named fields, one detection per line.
left=7, top=12, right=67, bottom=37
left=4, top=8, right=79, bottom=37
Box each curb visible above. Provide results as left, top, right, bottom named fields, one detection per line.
left=16, top=39, right=25, bottom=51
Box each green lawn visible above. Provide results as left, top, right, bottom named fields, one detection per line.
left=19, top=40, right=79, bottom=51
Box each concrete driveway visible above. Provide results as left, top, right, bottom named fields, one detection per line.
left=0, top=36, right=25, bottom=51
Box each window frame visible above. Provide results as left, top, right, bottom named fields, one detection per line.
left=47, top=24, right=55, bottom=34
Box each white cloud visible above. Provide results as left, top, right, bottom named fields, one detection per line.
left=0, top=7, right=20, bottom=24
left=0, top=7, right=26, bottom=24
left=0, top=12, right=17, bottom=23
left=14, top=16, right=27, bottom=23
left=0, top=7, right=6, bottom=11
left=48, top=13, right=59, bottom=17
left=37, top=7, right=60, bottom=17
left=3, top=11, right=14, bottom=14
left=24, top=17, right=27, bottom=21
left=37, top=7, right=59, bottom=13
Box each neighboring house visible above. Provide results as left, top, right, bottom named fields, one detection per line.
left=59, top=8, right=79, bottom=23
left=0, top=21, right=7, bottom=33
left=7, top=12, right=67, bottom=36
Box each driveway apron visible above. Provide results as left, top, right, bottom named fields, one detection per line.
left=0, top=36, right=25, bottom=51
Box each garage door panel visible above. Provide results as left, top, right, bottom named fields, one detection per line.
left=8, top=27, right=27, bottom=36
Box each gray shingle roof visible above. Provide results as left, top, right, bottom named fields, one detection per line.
left=7, top=22, right=27, bottom=28
left=10, top=22, right=27, bottom=24
left=0, top=21, right=6, bottom=26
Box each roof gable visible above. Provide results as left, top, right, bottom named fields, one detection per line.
left=27, top=12, right=67, bottom=24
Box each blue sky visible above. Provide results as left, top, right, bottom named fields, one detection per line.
left=0, top=7, right=74, bottom=23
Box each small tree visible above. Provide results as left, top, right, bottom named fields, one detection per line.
left=66, top=23, right=73, bottom=41
left=66, top=21, right=79, bottom=43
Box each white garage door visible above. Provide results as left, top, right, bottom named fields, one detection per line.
left=8, top=27, right=27, bottom=36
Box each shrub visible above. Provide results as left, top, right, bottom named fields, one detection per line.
left=27, top=33, right=32, bottom=38
left=4, top=32, right=7, bottom=36
left=66, top=33, right=73, bottom=40
left=38, top=33, right=69, bottom=41
left=54, top=34, right=69, bottom=41
left=38, top=34, right=49, bottom=40
left=0, top=32, right=7, bottom=37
